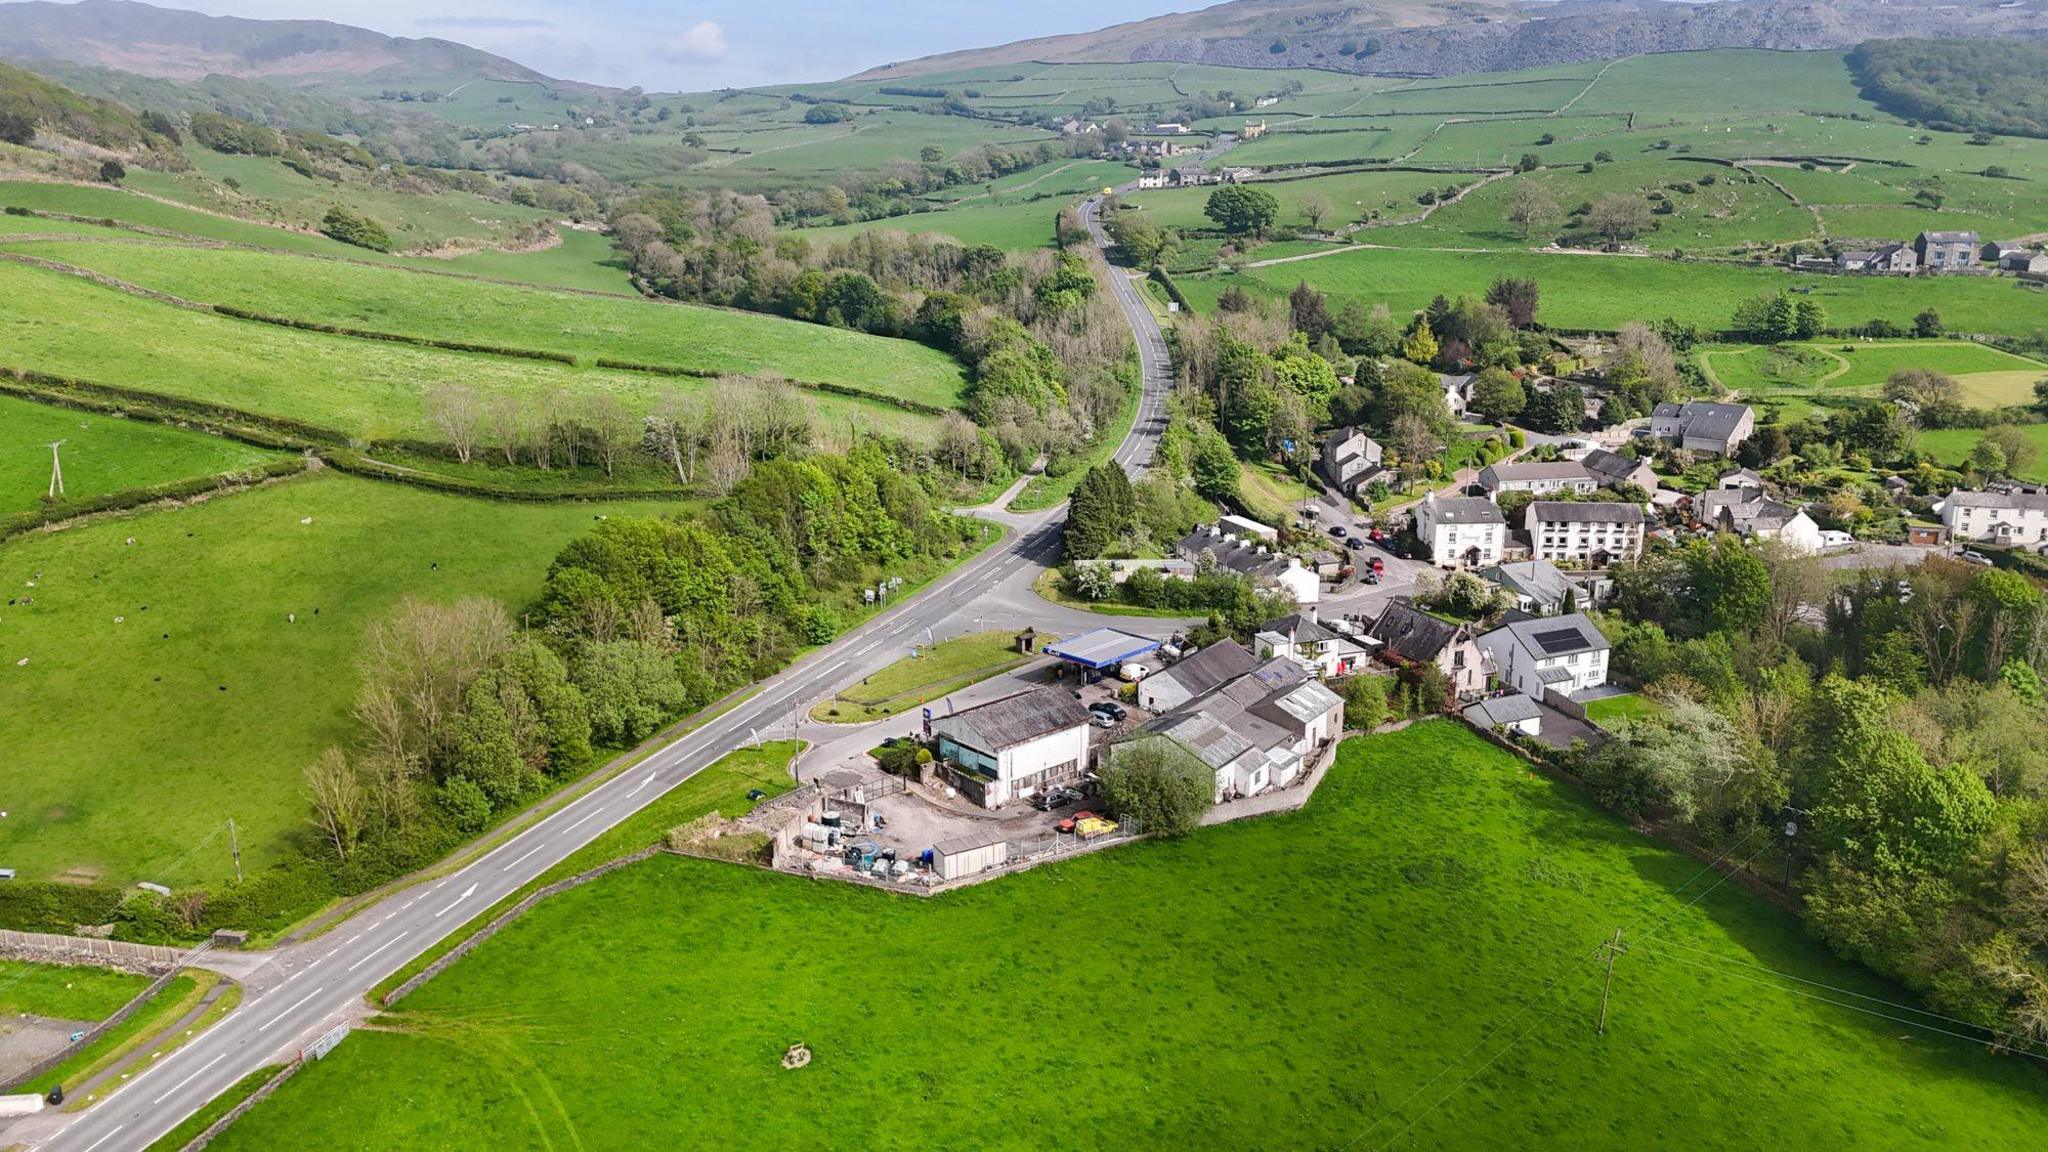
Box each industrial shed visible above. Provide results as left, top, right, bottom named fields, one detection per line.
left=931, top=830, right=1007, bottom=881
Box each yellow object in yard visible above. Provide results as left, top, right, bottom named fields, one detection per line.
left=1076, top=816, right=1118, bottom=839
left=1102, top=187, right=1114, bottom=196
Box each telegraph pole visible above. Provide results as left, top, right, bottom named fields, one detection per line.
left=228, top=817, right=242, bottom=884
left=47, top=440, right=65, bottom=499
left=1595, top=928, right=1629, bottom=1036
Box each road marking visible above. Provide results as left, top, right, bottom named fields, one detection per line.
left=154, top=1052, right=226, bottom=1104
left=434, top=883, right=477, bottom=917
left=401, top=899, right=417, bottom=910
left=561, top=806, right=605, bottom=834
left=502, top=838, right=552, bottom=872
left=627, top=770, right=657, bottom=797
left=78, top=1125, right=123, bottom=1152
left=257, top=986, right=324, bottom=1032
left=345, top=930, right=408, bottom=973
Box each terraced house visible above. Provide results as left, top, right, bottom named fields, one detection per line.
left=1940, top=488, right=2048, bottom=544
left=1524, top=501, right=1649, bottom=565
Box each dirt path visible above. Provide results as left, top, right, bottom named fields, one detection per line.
left=1554, top=55, right=1632, bottom=116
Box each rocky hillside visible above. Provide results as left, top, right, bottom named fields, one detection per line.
left=0, top=0, right=599, bottom=93
left=856, top=0, right=2048, bottom=80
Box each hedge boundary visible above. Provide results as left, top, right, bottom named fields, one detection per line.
left=0, top=367, right=342, bottom=448
left=321, top=449, right=688, bottom=503
left=2, top=457, right=309, bottom=542
left=593, top=357, right=954, bottom=417
left=210, top=304, right=577, bottom=364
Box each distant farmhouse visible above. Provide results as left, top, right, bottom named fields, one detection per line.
left=1916, top=230, right=1981, bottom=273
left=1837, top=242, right=1916, bottom=275
left=1651, top=400, right=1754, bottom=456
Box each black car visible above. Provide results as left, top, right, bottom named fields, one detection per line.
left=1345, top=537, right=1365, bottom=550
left=1089, top=700, right=1127, bottom=721
left=1328, top=525, right=1348, bottom=538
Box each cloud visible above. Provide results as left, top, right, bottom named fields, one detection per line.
left=657, top=20, right=729, bottom=63
left=415, top=16, right=555, bottom=30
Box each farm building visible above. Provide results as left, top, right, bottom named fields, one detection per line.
left=931, top=831, right=1007, bottom=880
left=930, top=687, right=1094, bottom=810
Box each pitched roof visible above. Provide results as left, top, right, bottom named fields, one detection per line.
left=1140, top=711, right=1254, bottom=770
left=1146, top=638, right=1259, bottom=700
left=1525, top=500, right=1649, bottom=525
left=1919, top=230, right=1979, bottom=244
left=1367, top=599, right=1471, bottom=663
left=1483, top=611, right=1608, bottom=659
left=931, top=687, right=1090, bottom=753
left=1465, top=693, right=1543, bottom=727
left=1945, top=488, right=2048, bottom=514
left=1481, top=560, right=1573, bottom=606
left=1664, top=400, right=1751, bottom=444
left=1259, top=612, right=1339, bottom=645
left=1423, top=494, right=1506, bottom=525
left=1580, top=448, right=1648, bottom=484
left=1479, top=461, right=1595, bottom=486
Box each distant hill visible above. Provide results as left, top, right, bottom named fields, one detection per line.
left=0, top=0, right=606, bottom=94
left=0, top=57, right=177, bottom=156
left=854, top=0, right=2048, bottom=80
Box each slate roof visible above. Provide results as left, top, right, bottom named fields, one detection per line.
left=1146, top=639, right=1259, bottom=700
left=1177, top=525, right=1292, bottom=578
left=1367, top=599, right=1471, bottom=664
left=1424, top=495, right=1507, bottom=525
left=931, top=687, right=1090, bottom=754
left=1698, top=490, right=1806, bottom=533
left=1660, top=400, right=1751, bottom=445
left=1479, top=462, right=1595, bottom=487
left=1466, top=693, right=1543, bottom=727
left=1946, top=489, right=2048, bottom=514
left=1919, top=229, right=1979, bottom=244
left=1526, top=501, right=1649, bottom=526
left=1580, top=449, right=1648, bottom=485
left=1259, top=612, right=1339, bottom=645
left=1325, top=426, right=1382, bottom=466
left=1483, top=611, right=1608, bottom=659
left=1481, top=560, right=1574, bottom=607
left=1141, top=711, right=1254, bottom=770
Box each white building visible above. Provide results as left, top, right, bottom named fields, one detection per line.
left=1940, top=489, right=2048, bottom=545
left=1478, top=613, right=1611, bottom=701
left=1135, top=169, right=1169, bottom=190
left=1176, top=523, right=1320, bottom=605
left=1254, top=612, right=1374, bottom=679
left=1219, top=514, right=1278, bottom=543
left=1125, top=656, right=1343, bottom=803
left=1321, top=425, right=1386, bottom=494
left=1477, top=461, right=1598, bottom=496
left=1697, top=490, right=1825, bottom=555
left=931, top=687, right=1093, bottom=809
left=1464, top=693, right=1543, bottom=736
left=1524, top=501, right=1650, bottom=565
left=1414, top=492, right=1506, bottom=568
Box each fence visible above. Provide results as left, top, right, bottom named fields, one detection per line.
left=0, top=929, right=187, bottom=971
left=2, top=941, right=213, bottom=1089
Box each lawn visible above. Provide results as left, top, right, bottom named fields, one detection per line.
left=1584, top=692, right=1665, bottom=730
left=1236, top=460, right=1317, bottom=525
left=8, top=971, right=210, bottom=1097
left=1700, top=341, right=2048, bottom=408
left=1920, top=425, right=2048, bottom=482
left=0, top=260, right=946, bottom=445
left=0, top=394, right=278, bottom=517
left=207, top=723, right=2048, bottom=1150
left=0, top=239, right=970, bottom=410
left=0, top=960, right=151, bottom=1021
left=0, top=472, right=683, bottom=888
left=789, top=196, right=1066, bottom=252
left=810, top=630, right=1040, bottom=723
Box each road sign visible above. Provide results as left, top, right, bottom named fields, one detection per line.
left=304, top=1023, right=349, bottom=1061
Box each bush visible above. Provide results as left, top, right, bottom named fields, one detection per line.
left=438, top=776, right=493, bottom=833
left=1336, top=674, right=1391, bottom=730
left=320, top=205, right=393, bottom=252
left=1098, top=738, right=1212, bottom=837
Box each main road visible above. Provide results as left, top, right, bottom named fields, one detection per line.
left=34, top=196, right=1176, bottom=1152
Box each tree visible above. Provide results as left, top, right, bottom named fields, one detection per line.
left=1587, top=194, right=1652, bottom=249
left=1686, top=535, right=1770, bottom=635
left=573, top=639, right=690, bottom=745
left=98, top=159, right=125, bottom=183
left=1885, top=368, right=1962, bottom=413
left=354, top=597, right=514, bottom=766
left=1203, top=185, right=1280, bottom=236
left=1099, top=737, right=1212, bottom=837
left=1106, top=212, right=1167, bottom=265
left=1516, top=152, right=1542, bottom=173
left=1288, top=281, right=1333, bottom=343
left=1468, top=367, right=1526, bottom=420
left=1066, top=463, right=1138, bottom=559
left=1298, top=191, right=1334, bottom=232
left=1981, top=425, right=2039, bottom=476
left=583, top=393, right=636, bottom=478
left=1971, top=437, right=2009, bottom=476
left=304, top=747, right=367, bottom=862
left=1484, top=276, right=1540, bottom=329
left=1914, top=308, right=1945, bottom=338
left=1333, top=301, right=1401, bottom=357
left=1521, top=382, right=1583, bottom=433
left=1582, top=694, right=1745, bottom=823
left=1504, top=181, right=1560, bottom=240
left=0, top=102, right=36, bottom=145
left=320, top=205, right=393, bottom=252
left=1792, top=298, right=1828, bottom=340
left=1401, top=315, right=1439, bottom=365
left=1336, top=674, right=1391, bottom=730
left=423, top=383, right=482, bottom=465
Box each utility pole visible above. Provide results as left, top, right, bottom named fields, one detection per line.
left=228, top=817, right=242, bottom=884
left=1595, top=928, right=1628, bottom=1036
left=47, top=440, right=65, bottom=500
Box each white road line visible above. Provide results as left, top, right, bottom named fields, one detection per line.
left=345, top=930, right=408, bottom=972
left=79, top=1125, right=123, bottom=1152
left=401, top=899, right=417, bottom=910
left=154, top=1052, right=226, bottom=1104
left=257, top=986, right=324, bottom=1032
left=627, top=771, right=657, bottom=797
left=434, top=883, right=477, bottom=917
left=561, top=806, right=605, bottom=834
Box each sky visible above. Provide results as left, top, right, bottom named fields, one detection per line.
left=172, top=0, right=1192, bottom=89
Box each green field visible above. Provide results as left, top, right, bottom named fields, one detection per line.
left=0, top=238, right=971, bottom=409
left=1702, top=341, right=2048, bottom=407
left=1179, top=247, right=2048, bottom=338
left=0, top=472, right=681, bottom=887
left=1125, top=169, right=1465, bottom=232
left=811, top=630, right=1039, bottom=723
left=0, top=260, right=946, bottom=444
left=0, top=394, right=277, bottom=517
left=0, top=960, right=150, bottom=1021
left=207, top=723, right=2048, bottom=1150
left=1920, top=425, right=2048, bottom=482
left=790, top=196, right=1066, bottom=251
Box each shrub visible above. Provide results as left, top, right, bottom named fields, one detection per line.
left=1099, top=738, right=1212, bottom=837
left=438, top=776, right=493, bottom=833
left=320, top=205, right=393, bottom=252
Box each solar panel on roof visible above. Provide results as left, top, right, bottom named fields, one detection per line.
left=1531, top=627, right=1588, bottom=655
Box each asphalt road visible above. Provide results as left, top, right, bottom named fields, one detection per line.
left=34, top=195, right=1178, bottom=1152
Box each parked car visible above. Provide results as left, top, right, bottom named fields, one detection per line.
left=1345, top=537, right=1365, bottom=551
left=1058, top=809, right=1100, bottom=834
left=1089, top=700, right=1127, bottom=720
left=1362, top=570, right=1380, bottom=585
left=1031, top=787, right=1080, bottom=811
left=1089, top=713, right=1117, bottom=729
left=1962, top=550, right=1994, bottom=566
left=1370, top=556, right=1385, bottom=574
left=1075, top=815, right=1119, bottom=840
left=1368, top=527, right=1385, bottom=542
left=1329, top=524, right=1348, bottom=538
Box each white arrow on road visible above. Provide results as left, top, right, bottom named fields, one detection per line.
left=434, top=883, right=477, bottom=917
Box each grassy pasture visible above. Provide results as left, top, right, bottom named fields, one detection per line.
left=0, top=239, right=969, bottom=409
left=1125, top=169, right=1464, bottom=232
left=0, top=260, right=947, bottom=443
left=1180, top=247, right=2048, bottom=338
left=207, top=724, right=2048, bottom=1151
left=1584, top=692, right=1665, bottom=730
left=0, top=960, right=150, bottom=1021
left=1701, top=341, right=2048, bottom=407
left=0, top=472, right=683, bottom=888
left=0, top=394, right=277, bottom=517
left=811, top=630, right=1037, bottom=723
left=1919, top=425, right=2048, bottom=481
left=789, top=197, right=1065, bottom=251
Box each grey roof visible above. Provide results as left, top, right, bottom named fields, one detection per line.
left=1482, top=560, right=1573, bottom=607
left=1466, top=693, right=1542, bottom=727
left=1425, top=495, right=1507, bottom=525
left=1176, top=525, right=1292, bottom=577
left=934, top=829, right=1005, bottom=855
left=1325, top=426, right=1382, bottom=465
left=1525, top=501, right=1649, bottom=525
left=931, top=687, right=1091, bottom=754
left=1662, top=400, right=1751, bottom=445
left=1044, top=627, right=1161, bottom=669
left=1148, top=639, right=1259, bottom=700
left=1484, top=611, right=1608, bottom=659
left=1580, top=449, right=1648, bottom=484
left=1140, top=712, right=1252, bottom=770
left=1946, top=488, right=2048, bottom=514
left=1839, top=249, right=1878, bottom=263
left=1479, top=461, right=1595, bottom=486
left=1260, top=612, right=1339, bottom=645
left=1368, top=599, right=1471, bottom=664
left=1698, top=489, right=1805, bottom=532
left=1919, top=230, right=1980, bottom=244
left=1538, top=666, right=1577, bottom=684
left=1254, top=678, right=1344, bottom=728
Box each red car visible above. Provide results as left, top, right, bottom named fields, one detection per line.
left=1370, top=556, right=1385, bottom=574
left=1058, top=809, right=1100, bottom=834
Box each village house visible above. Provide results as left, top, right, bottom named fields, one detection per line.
left=1366, top=598, right=1489, bottom=699
left=1176, top=522, right=1320, bottom=604
left=1839, top=242, right=1916, bottom=275
left=1481, top=559, right=1604, bottom=616
left=1125, top=655, right=1344, bottom=803
left=1320, top=425, right=1387, bottom=494
left=1697, top=489, right=1824, bottom=554
left=1440, top=373, right=1474, bottom=417
left=1242, top=118, right=1268, bottom=138
left=1478, top=612, right=1611, bottom=701
left=1523, top=501, right=1650, bottom=565
left=1135, top=169, right=1170, bottom=189
left=1255, top=611, right=1373, bottom=679
left=1476, top=461, right=1598, bottom=497
left=1579, top=448, right=1659, bottom=493
left=1916, top=230, right=1981, bottom=273
left=1414, top=492, right=1507, bottom=568
left=1651, top=400, right=1755, bottom=456
left=930, top=687, right=1094, bottom=810
left=1170, top=167, right=1215, bottom=187
left=1152, top=122, right=1192, bottom=134
left=2002, top=248, right=2048, bottom=275
left=1940, top=489, right=2048, bottom=545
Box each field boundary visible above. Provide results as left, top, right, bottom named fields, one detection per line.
left=1, top=457, right=309, bottom=543
left=1, top=942, right=213, bottom=1091
left=176, top=1061, right=301, bottom=1152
